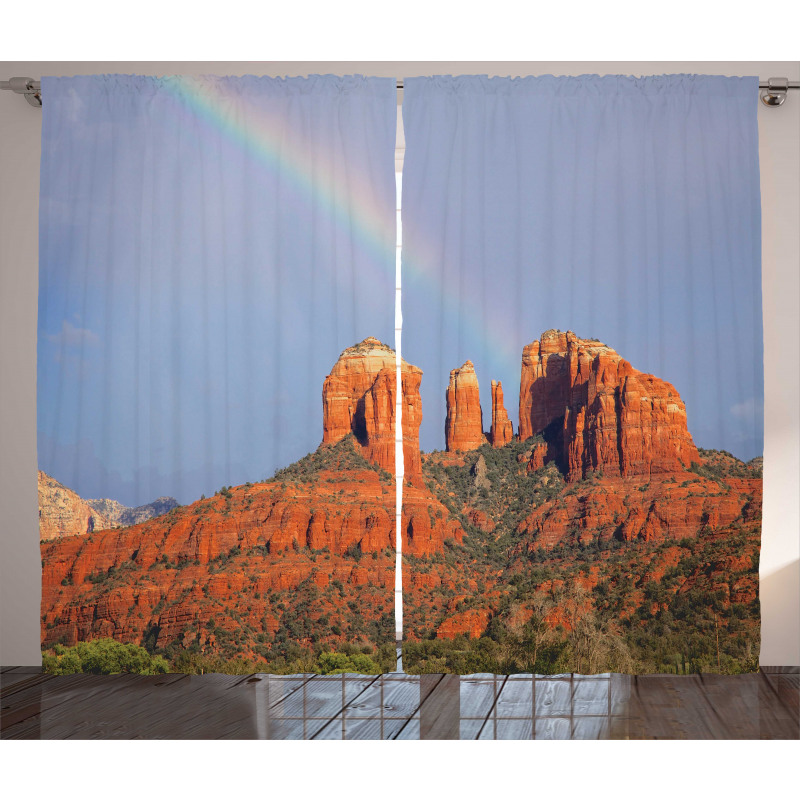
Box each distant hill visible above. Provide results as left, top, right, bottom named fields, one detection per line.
left=38, top=471, right=177, bottom=539
left=87, top=496, right=179, bottom=528
left=38, top=471, right=113, bottom=540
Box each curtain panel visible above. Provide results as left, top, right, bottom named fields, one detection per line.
left=400, top=75, right=763, bottom=675
left=37, top=75, right=400, bottom=675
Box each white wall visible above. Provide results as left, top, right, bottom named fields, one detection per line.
left=1, top=61, right=797, bottom=666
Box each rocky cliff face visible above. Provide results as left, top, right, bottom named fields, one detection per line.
left=322, top=337, right=422, bottom=484
left=87, top=496, right=179, bottom=527
left=490, top=380, right=514, bottom=447
left=40, top=437, right=462, bottom=655
left=514, top=474, right=760, bottom=549
left=445, top=361, right=485, bottom=452
left=518, top=330, right=699, bottom=481
left=414, top=446, right=761, bottom=649
left=38, top=471, right=113, bottom=540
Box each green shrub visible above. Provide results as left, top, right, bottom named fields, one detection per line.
left=42, top=638, right=169, bottom=675
left=313, top=651, right=382, bottom=675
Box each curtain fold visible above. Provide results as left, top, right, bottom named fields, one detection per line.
left=38, top=75, right=399, bottom=674
left=400, top=74, right=763, bottom=675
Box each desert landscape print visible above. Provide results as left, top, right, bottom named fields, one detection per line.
left=39, top=330, right=761, bottom=676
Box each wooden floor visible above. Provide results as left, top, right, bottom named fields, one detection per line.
left=1, top=667, right=797, bottom=739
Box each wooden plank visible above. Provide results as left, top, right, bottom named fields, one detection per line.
left=1, top=670, right=797, bottom=740
left=758, top=672, right=800, bottom=739
left=535, top=679, right=572, bottom=718
left=420, top=674, right=460, bottom=739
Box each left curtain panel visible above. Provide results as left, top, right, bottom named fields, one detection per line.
left=38, top=75, right=399, bottom=674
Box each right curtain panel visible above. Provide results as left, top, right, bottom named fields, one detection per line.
left=400, top=74, right=763, bottom=675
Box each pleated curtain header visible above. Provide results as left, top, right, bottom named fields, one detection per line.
left=403, top=74, right=758, bottom=98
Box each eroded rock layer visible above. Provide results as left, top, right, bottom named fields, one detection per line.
left=40, top=440, right=463, bottom=654
left=518, top=330, right=699, bottom=481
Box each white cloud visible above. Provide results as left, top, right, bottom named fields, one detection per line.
left=46, top=320, right=99, bottom=349
left=730, top=396, right=764, bottom=420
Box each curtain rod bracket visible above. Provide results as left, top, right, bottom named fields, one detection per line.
left=0, top=77, right=42, bottom=107
left=760, top=77, right=789, bottom=107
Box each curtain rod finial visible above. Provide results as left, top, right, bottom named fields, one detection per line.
left=0, top=77, right=41, bottom=107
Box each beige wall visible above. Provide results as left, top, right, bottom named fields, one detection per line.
left=1, top=61, right=798, bottom=666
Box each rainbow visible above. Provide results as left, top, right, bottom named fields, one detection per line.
left=165, top=75, right=396, bottom=280
left=167, top=76, right=521, bottom=397
left=402, top=240, right=523, bottom=379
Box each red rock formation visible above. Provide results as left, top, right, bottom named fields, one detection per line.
left=514, top=474, right=761, bottom=551
left=436, top=608, right=491, bottom=639
left=38, top=471, right=113, bottom=540
left=39, top=327, right=760, bottom=671
left=445, top=361, right=485, bottom=452
left=398, top=364, right=424, bottom=484
left=518, top=330, right=575, bottom=442
left=490, top=380, right=514, bottom=447
left=518, top=330, right=699, bottom=481
left=467, top=509, right=496, bottom=533
left=402, top=483, right=464, bottom=557
left=322, top=337, right=422, bottom=483
left=40, top=442, right=463, bottom=655
left=526, top=442, right=549, bottom=471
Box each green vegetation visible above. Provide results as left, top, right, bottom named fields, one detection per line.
left=401, top=528, right=761, bottom=675
left=272, top=435, right=392, bottom=484
left=42, top=639, right=169, bottom=675
left=153, top=642, right=396, bottom=675
left=312, top=651, right=382, bottom=674
left=691, top=448, right=762, bottom=482
left=423, top=439, right=564, bottom=565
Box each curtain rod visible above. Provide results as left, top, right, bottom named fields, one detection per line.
left=3, top=77, right=799, bottom=108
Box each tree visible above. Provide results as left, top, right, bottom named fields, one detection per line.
left=313, top=651, right=381, bottom=675
left=557, top=584, right=633, bottom=674
left=42, top=638, right=169, bottom=675
left=523, top=592, right=556, bottom=669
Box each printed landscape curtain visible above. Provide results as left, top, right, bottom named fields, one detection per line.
left=399, top=75, right=763, bottom=675
left=37, top=72, right=764, bottom=681
left=38, top=75, right=399, bottom=674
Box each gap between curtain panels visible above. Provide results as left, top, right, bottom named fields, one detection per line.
left=394, top=168, right=404, bottom=665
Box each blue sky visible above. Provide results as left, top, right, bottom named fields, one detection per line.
left=38, top=75, right=764, bottom=509
left=37, top=76, right=396, bottom=506
left=401, top=76, right=764, bottom=463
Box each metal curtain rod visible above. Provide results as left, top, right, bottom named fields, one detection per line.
left=3, top=76, right=799, bottom=108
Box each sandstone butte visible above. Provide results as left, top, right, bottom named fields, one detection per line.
left=322, top=337, right=423, bottom=485
left=490, top=380, right=514, bottom=447
left=445, top=361, right=485, bottom=452
left=518, top=330, right=700, bottom=481
left=38, top=471, right=113, bottom=540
